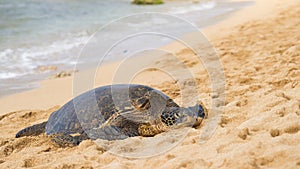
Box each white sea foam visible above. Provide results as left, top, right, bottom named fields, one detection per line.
left=170, top=1, right=216, bottom=14
left=0, top=33, right=89, bottom=80
left=0, top=72, right=20, bottom=79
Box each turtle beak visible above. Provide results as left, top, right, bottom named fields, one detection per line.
left=193, top=117, right=203, bottom=128
left=177, top=108, right=200, bottom=127
left=183, top=104, right=206, bottom=128
left=188, top=103, right=207, bottom=119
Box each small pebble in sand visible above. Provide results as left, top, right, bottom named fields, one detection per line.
left=50, top=70, right=78, bottom=79
left=211, top=92, right=219, bottom=99
left=270, top=129, right=280, bottom=137
left=238, top=128, right=250, bottom=140
left=55, top=71, right=72, bottom=78
left=23, top=159, right=34, bottom=168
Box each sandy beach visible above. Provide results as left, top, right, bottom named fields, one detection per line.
left=0, top=0, right=299, bottom=168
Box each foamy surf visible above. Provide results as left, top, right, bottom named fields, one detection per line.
left=0, top=33, right=89, bottom=80
left=170, top=1, right=216, bottom=14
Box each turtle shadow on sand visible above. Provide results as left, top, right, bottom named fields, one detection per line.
left=16, top=84, right=207, bottom=147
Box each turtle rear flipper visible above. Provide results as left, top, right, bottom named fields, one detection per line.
left=16, top=121, right=47, bottom=138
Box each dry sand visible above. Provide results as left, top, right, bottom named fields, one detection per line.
left=0, top=0, right=299, bottom=168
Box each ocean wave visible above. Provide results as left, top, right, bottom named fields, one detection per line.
left=0, top=32, right=89, bottom=80
left=0, top=72, right=22, bottom=79
left=170, top=1, right=216, bottom=14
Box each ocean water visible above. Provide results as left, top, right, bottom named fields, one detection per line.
left=0, top=0, right=252, bottom=97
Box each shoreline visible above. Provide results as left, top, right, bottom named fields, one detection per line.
left=0, top=0, right=249, bottom=100
left=0, top=0, right=299, bottom=168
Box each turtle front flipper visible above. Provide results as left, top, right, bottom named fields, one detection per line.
left=16, top=121, right=47, bottom=138
left=138, top=123, right=167, bottom=137
left=50, top=133, right=89, bottom=147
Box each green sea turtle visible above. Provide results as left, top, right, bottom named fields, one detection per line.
left=16, top=84, right=207, bottom=147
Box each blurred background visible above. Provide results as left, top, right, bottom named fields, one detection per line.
left=0, top=0, right=251, bottom=96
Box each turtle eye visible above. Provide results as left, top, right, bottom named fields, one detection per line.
left=174, top=112, right=179, bottom=118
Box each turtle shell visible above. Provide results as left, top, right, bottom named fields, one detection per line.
left=45, top=84, right=179, bottom=139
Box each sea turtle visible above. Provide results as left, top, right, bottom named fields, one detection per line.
left=16, top=84, right=207, bottom=147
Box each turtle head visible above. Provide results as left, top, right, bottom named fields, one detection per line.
left=161, top=103, right=207, bottom=128
left=188, top=103, right=207, bottom=119
left=187, top=103, right=207, bottom=128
